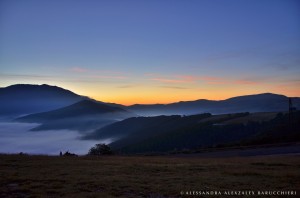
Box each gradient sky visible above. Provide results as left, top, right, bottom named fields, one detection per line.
left=1, top=0, right=300, bottom=105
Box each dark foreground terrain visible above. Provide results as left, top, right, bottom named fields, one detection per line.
left=0, top=154, right=299, bottom=198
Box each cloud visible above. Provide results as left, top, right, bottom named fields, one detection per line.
left=148, top=74, right=256, bottom=85
left=149, top=75, right=199, bottom=84
left=0, top=73, right=125, bottom=84
left=234, top=80, right=258, bottom=85
left=159, top=86, right=188, bottom=89
left=69, top=67, right=129, bottom=80
left=204, top=45, right=272, bottom=63
left=0, top=73, right=61, bottom=82
left=150, top=78, right=190, bottom=83
left=70, top=67, right=88, bottom=73
left=200, top=76, right=223, bottom=81
left=0, top=73, right=53, bottom=78
left=117, top=85, right=136, bottom=88
left=199, top=76, right=259, bottom=85
left=91, top=75, right=128, bottom=79
left=176, top=75, right=199, bottom=82
left=144, top=73, right=159, bottom=77
left=199, top=76, right=228, bottom=84
left=149, top=73, right=261, bottom=86
left=204, top=81, right=229, bottom=85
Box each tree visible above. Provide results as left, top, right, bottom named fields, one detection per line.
left=88, top=144, right=113, bottom=155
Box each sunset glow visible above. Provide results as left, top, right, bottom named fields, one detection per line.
left=0, top=0, right=299, bottom=105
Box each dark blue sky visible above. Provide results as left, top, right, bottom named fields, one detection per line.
left=1, top=0, right=299, bottom=104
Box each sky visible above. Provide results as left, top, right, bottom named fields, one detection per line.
left=0, top=0, right=300, bottom=105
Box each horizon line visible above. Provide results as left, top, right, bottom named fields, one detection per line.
left=1, top=83, right=299, bottom=106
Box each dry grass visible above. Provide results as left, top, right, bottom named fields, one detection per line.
left=0, top=154, right=299, bottom=198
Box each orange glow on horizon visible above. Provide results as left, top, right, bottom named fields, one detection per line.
left=50, top=80, right=300, bottom=106
left=1, top=80, right=299, bottom=106
left=91, top=87, right=300, bottom=106
left=90, top=93, right=257, bottom=106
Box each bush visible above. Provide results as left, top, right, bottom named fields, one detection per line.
left=88, top=144, right=113, bottom=155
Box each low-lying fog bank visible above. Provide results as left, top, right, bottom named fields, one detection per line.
left=0, top=122, right=109, bottom=155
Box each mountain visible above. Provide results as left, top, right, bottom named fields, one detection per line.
left=0, top=84, right=85, bottom=118
left=16, top=100, right=135, bottom=132
left=2, top=84, right=298, bottom=118
left=127, top=93, right=300, bottom=116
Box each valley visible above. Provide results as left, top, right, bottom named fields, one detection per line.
left=1, top=84, right=299, bottom=156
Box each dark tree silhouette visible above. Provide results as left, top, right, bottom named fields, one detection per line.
left=88, top=144, right=113, bottom=155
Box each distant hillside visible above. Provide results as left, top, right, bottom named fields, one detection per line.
left=16, top=100, right=127, bottom=122
left=127, top=93, right=300, bottom=116
left=83, top=114, right=202, bottom=140
left=85, top=113, right=248, bottom=150
left=85, top=111, right=300, bottom=153
left=16, top=100, right=134, bottom=132
left=0, top=84, right=85, bottom=117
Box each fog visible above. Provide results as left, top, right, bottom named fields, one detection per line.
left=0, top=122, right=111, bottom=155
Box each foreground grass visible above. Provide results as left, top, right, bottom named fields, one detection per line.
left=0, top=154, right=299, bottom=198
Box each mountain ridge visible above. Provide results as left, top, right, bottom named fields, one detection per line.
left=128, top=93, right=289, bottom=106
left=1, top=84, right=299, bottom=118
left=127, top=93, right=299, bottom=116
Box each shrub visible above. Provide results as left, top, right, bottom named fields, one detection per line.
left=88, top=144, right=113, bottom=155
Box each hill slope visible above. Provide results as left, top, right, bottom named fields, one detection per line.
left=16, top=100, right=128, bottom=122
left=16, top=100, right=134, bottom=132
left=85, top=111, right=300, bottom=153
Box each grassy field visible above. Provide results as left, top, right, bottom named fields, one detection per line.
left=0, top=154, right=299, bottom=198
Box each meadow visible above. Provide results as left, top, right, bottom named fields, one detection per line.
left=0, top=154, right=299, bottom=198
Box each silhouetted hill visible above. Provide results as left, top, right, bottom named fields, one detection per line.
left=16, top=100, right=134, bottom=132
left=85, top=111, right=300, bottom=153
left=85, top=113, right=246, bottom=149
left=83, top=115, right=197, bottom=140
left=17, top=100, right=127, bottom=122
left=127, top=93, right=300, bottom=116
left=0, top=84, right=85, bottom=117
